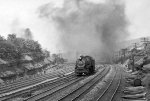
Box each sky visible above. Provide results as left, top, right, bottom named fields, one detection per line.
left=0, top=0, right=149, bottom=53
left=125, top=0, right=150, bottom=39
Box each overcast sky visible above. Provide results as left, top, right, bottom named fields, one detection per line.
left=0, top=0, right=149, bottom=53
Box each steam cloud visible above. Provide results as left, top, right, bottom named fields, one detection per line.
left=11, top=19, right=33, bottom=40
left=23, top=28, right=33, bottom=40
left=38, top=0, right=129, bottom=62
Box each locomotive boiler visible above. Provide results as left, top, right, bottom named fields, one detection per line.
left=75, top=55, right=95, bottom=76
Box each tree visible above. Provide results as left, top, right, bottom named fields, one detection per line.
left=0, top=41, right=20, bottom=60
left=43, top=49, right=50, bottom=57
left=0, top=35, right=6, bottom=41
left=23, top=40, right=42, bottom=52
left=7, top=34, right=16, bottom=42
left=51, top=53, right=66, bottom=64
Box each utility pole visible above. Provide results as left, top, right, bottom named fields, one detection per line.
left=118, top=50, right=122, bottom=64
left=141, top=37, right=150, bottom=54
left=133, top=43, right=137, bottom=50
left=116, top=51, right=120, bottom=63
left=121, top=48, right=128, bottom=63
left=141, top=37, right=149, bottom=50
left=130, top=46, right=135, bottom=72
left=131, top=43, right=138, bottom=56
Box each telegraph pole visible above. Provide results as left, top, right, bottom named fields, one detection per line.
left=121, top=48, right=128, bottom=63
left=129, top=43, right=138, bottom=72
left=141, top=37, right=149, bottom=49
left=141, top=37, right=150, bottom=54
left=133, top=43, right=137, bottom=50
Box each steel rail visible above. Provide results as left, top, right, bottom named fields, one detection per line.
left=1, top=73, right=76, bottom=101
left=95, top=67, right=122, bottom=101
left=58, top=66, right=110, bottom=101
left=0, top=67, right=74, bottom=94
left=26, top=67, right=105, bottom=101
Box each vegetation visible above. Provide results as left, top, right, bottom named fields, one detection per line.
left=114, top=37, right=150, bottom=64
left=51, top=53, right=67, bottom=64
left=0, top=34, right=42, bottom=61
left=0, top=34, right=67, bottom=64
left=0, top=33, right=67, bottom=81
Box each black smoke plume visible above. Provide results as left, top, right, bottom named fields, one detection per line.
left=38, top=0, right=129, bottom=62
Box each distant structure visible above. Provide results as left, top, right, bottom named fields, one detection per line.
left=24, top=28, right=33, bottom=40
left=141, top=37, right=150, bottom=51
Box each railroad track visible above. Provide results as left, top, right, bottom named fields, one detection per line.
left=94, top=66, right=122, bottom=101
left=0, top=64, right=102, bottom=95
left=0, top=72, right=61, bottom=93
left=25, top=66, right=109, bottom=101
left=0, top=64, right=103, bottom=101
left=0, top=73, right=76, bottom=101
left=57, top=66, right=111, bottom=101
left=0, top=66, right=73, bottom=89
left=0, top=66, right=74, bottom=95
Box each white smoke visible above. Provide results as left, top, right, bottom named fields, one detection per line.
left=11, top=19, right=33, bottom=40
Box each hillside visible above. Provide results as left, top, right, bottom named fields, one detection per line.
left=119, top=36, right=150, bottom=50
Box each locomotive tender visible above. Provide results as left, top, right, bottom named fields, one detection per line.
left=75, top=55, right=95, bottom=76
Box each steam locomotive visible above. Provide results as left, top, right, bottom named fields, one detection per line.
left=75, top=55, right=95, bottom=76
